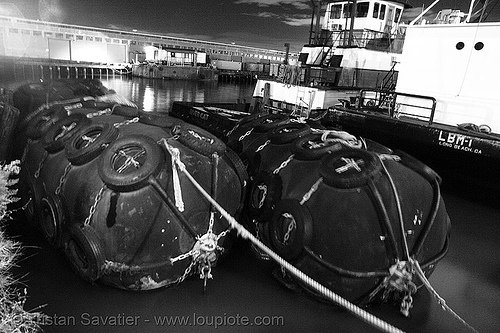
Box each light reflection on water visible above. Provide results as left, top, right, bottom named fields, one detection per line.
left=100, top=77, right=255, bottom=112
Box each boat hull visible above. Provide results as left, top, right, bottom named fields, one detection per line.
left=323, top=108, right=500, bottom=188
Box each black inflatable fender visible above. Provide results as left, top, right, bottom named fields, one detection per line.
left=393, top=149, right=442, bottom=185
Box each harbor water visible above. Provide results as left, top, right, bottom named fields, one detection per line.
left=5, top=77, right=500, bottom=333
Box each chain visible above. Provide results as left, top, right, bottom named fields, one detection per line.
left=113, top=116, right=139, bottom=128
left=81, top=134, right=99, bottom=148
left=86, top=108, right=112, bottom=119
left=257, top=184, right=267, bottom=209
left=208, top=212, right=215, bottom=234
left=273, top=154, right=295, bottom=174
left=55, top=163, right=72, bottom=195
left=174, top=260, right=196, bottom=284
left=54, top=122, right=77, bottom=141
left=226, top=123, right=239, bottom=137
left=281, top=213, right=296, bottom=245
left=238, top=128, right=254, bottom=141
left=170, top=249, right=197, bottom=264
left=83, top=185, right=106, bottom=225
left=256, top=139, right=271, bottom=152
left=299, top=177, right=323, bottom=205
left=116, top=149, right=144, bottom=173
left=34, top=150, right=48, bottom=179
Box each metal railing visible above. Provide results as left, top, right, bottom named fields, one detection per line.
left=357, top=89, right=437, bottom=125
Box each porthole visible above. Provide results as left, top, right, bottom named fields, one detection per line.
left=474, top=42, right=484, bottom=50
left=456, top=42, right=465, bottom=50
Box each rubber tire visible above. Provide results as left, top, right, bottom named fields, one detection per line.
left=237, top=112, right=269, bottom=127
left=98, top=135, right=164, bottom=192
left=112, top=105, right=139, bottom=117
left=42, top=113, right=92, bottom=153
left=269, top=199, right=313, bottom=261
left=139, top=110, right=178, bottom=128
left=40, top=194, right=67, bottom=248
left=172, top=123, right=226, bottom=157
left=24, top=105, right=67, bottom=140
left=319, top=148, right=382, bottom=189
left=64, top=224, right=106, bottom=282
left=253, top=114, right=289, bottom=133
left=292, top=133, right=344, bottom=160
left=247, top=171, right=282, bottom=222
left=65, top=122, right=119, bottom=166
left=268, top=122, right=311, bottom=144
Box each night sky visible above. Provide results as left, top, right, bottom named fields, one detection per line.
left=0, top=0, right=495, bottom=52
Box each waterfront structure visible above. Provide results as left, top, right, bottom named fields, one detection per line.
left=0, top=15, right=295, bottom=68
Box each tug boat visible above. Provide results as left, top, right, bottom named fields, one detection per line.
left=10, top=79, right=246, bottom=290
left=250, top=0, right=500, bottom=186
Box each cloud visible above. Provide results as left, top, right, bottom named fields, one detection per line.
left=234, top=0, right=310, bottom=11
left=242, top=11, right=311, bottom=26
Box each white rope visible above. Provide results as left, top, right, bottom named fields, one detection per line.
left=164, top=142, right=185, bottom=212
left=160, top=140, right=405, bottom=333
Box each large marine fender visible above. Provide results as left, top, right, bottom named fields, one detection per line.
left=15, top=90, right=244, bottom=290
left=241, top=127, right=450, bottom=304
left=263, top=145, right=450, bottom=304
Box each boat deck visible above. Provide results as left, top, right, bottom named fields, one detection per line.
left=6, top=178, right=500, bottom=333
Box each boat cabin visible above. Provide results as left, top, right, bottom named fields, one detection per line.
left=323, top=0, right=408, bottom=36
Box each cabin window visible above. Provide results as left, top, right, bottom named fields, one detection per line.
left=373, top=3, right=380, bottom=18
left=95, top=37, right=102, bottom=42
left=395, top=8, right=402, bottom=23
left=343, top=3, right=354, bottom=18
left=21, top=29, right=31, bottom=35
left=76, top=35, right=83, bottom=40
left=55, top=33, right=63, bottom=38
left=33, top=31, right=42, bottom=36
left=9, top=28, right=19, bottom=34
left=380, top=4, right=386, bottom=20
left=330, top=4, right=342, bottom=19
left=66, top=34, right=73, bottom=39
left=356, top=2, right=369, bottom=17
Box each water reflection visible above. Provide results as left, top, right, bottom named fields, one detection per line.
left=101, top=77, right=255, bottom=112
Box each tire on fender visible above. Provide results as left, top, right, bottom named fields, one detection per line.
left=24, top=105, right=67, bottom=140
left=172, top=123, right=226, bottom=157
left=292, top=133, right=343, bottom=160
left=65, top=122, right=119, bottom=165
left=40, top=194, right=67, bottom=248
left=247, top=171, right=282, bottom=222
left=268, top=122, right=311, bottom=144
left=42, top=113, right=91, bottom=153
left=64, top=224, right=106, bottom=282
left=319, top=148, right=382, bottom=189
left=253, top=114, right=289, bottom=133
left=139, top=110, right=178, bottom=128
left=269, top=199, right=313, bottom=261
left=98, top=135, right=164, bottom=192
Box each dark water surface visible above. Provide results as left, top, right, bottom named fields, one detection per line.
left=6, top=77, right=500, bottom=333
left=100, top=77, right=255, bottom=112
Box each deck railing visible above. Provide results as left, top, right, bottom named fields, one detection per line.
left=357, top=89, right=437, bottom=125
